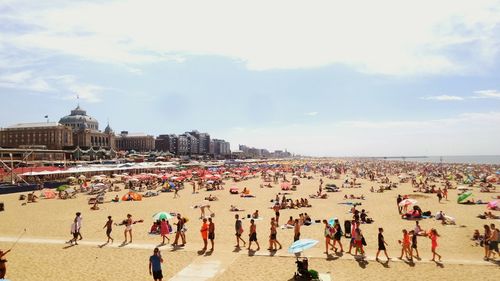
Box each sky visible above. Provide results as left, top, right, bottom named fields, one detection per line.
left=0, top=0, right=500, bottom=157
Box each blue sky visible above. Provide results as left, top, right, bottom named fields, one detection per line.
left=1, top=0, right=500, bottom=156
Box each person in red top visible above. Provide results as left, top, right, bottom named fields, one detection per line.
left=428, top=228, right=442, bottom=261
left=200, top=218, right=209, bottom=251
left=160, top=219, right=170, bottom=245
left=398, top=229, right=411, bottom=260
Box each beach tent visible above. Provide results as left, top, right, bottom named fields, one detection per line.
left=122, top=192, right=142, bottom=201
left=487, top=200, right=498, bottom=210
left=281, top=182, right=291, bottom=190
left=42, top=189, right=56, bottom=199
left=457, top=191, right=473, bottom=203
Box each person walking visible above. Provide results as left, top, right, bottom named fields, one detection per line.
left=172, top=214, right=185, bottom=247
left=273, top=203, right=281, bottom=225
left=397, top=195, right=403, bottom=214
left=208, top=218, right=215, bottom=251
left=428, top=228, right=442, bottom=261
left=160, top=218, right=170, bottom=245
left=293, top=219, right=301, bottom=242
left=234, top=214, right=245, bottom=248
left=75, top=212, right=83, bottom=240
left=0, top=248, right=11, bottom=279
left=103, top=216, right=114, bottom=244
left=483, top=224, right=491, bottom=259
left=248, top=219, right=260, bottom=251
left=332, top=222, right=344, bottom=252
left=149, top=247, right=163, bottom=281
left=269, top=217, right=282, bottom=251
left=486, top=223, right=499, bottom=260
left=437, top=188, right=443, bottom=203
left=410, top=230, right=420, bottom=259
left=398, top=229, right=411, bottom=260
left=200, top=218, right=208, bottom=251
left=375, top=228, right=389, bottom=261
left=123, top=214, right=134, bottom=244
left=322, top=220, right=334, bottom=255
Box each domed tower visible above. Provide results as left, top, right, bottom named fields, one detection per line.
left=59, top=105, right=99, bottom=131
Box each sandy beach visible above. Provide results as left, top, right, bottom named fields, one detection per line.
left=0, top=165, right=498, bottom=280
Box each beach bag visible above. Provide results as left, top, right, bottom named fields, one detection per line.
left=168, top=224, right=173, bottom=233
left=361, top=236, right=367, bottom=246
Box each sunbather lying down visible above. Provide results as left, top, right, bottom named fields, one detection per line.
left=477, top=212, right=500, bottom=219
left=205, top=194, right=218, bottom=201
left=240, top=194, right=255, bottom=198
left=309, top=194, right=328, bottom=199
left=230, top=205, right=244, bottom=212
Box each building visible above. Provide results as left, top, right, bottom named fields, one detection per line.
left=182, top=133, right=199, bottom=155
left=115, top=131, right=155, bottom=152
left=59, top=105, right=115, bottom=149
left=176, top=134, right=189, bottom=155
left=155, top=134, right=178, bottom=154
left=0, top=122, right=73, bottom=150
left=187, top=130, right=211, bottom=155
left=213, top=139, right=231, bottom=156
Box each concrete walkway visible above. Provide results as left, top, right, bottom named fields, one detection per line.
left=0, top=235, right=498, bottom=281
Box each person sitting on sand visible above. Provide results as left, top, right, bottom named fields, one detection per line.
left=242, top=188, right=250, bottom=195
left=112, top=195, right=119, bottom=202
left=286, top=216, right=295, bottom=226
left=252, top=210, right=259, bottom=219
left=90, top=200, right=100, bottom=210
left=150, top=221, right=160, bottom=234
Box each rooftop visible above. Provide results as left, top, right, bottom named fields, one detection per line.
left=3, top=122, right=64, bottom=129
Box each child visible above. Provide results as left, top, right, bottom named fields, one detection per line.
left=398, top=229, right=411, bottom=260
left=410, top=230, right=419, bottom=259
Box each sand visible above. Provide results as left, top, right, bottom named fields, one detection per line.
left=0, top=173, right=498, bottom=280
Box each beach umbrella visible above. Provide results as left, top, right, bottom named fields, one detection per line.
left=328, top=217, right=337, bottom=226
left=398, top=198, right=417, bottom=207
left=288, top=239, right=319, bottom=254
left=56, top=185, right=70, bottom=191
left=457, top=191, right=473, bottom=203
left=281, top=182, right=291, bottom=189
left=487, top=200, right=498, bottom=210
left=152, top=212, right=174, bottom=221
left=78, top=175, right=86, bottom=179
left=66, top=176, right=77, bottom=181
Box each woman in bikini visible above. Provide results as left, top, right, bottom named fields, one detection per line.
left=332, top=222, right=344, bottom=252
left=124, top=214, right=133, bottom=243
left=322, top=220, right=334, bottom=255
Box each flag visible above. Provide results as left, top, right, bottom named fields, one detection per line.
left=44, top=115, right=48, bottom=118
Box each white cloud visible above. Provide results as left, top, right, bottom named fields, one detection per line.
left=305, top=112, right=318, bottom=116
left=0, top=71, right=52, bottom=92
left=2, top=0, right=500, bottom=75
left=473, top=89, right=500, bottom=99
left=0, top=71, right=106, bottom=102
left=421, top=95, right=464, bottom=101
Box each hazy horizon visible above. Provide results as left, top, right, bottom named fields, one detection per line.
left=1, top=0, right=500, bottom=156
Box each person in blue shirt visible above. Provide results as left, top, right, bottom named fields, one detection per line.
left=149, top=247, right=163, bottom=281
